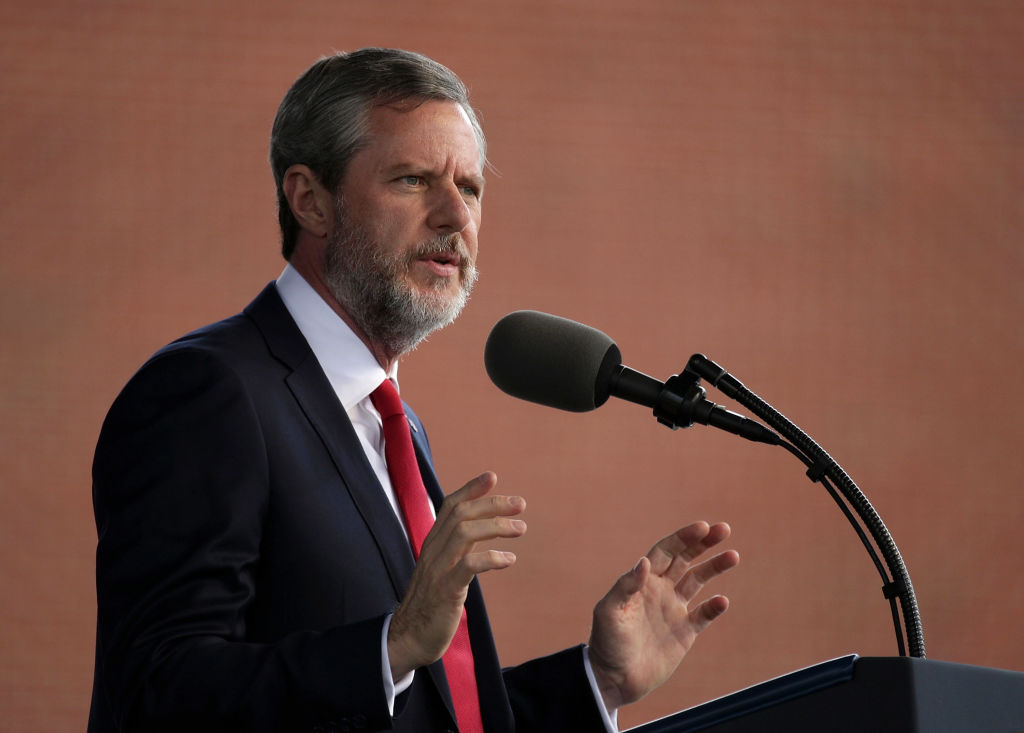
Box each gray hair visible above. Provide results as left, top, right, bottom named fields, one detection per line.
left=270, top=48, right=486, bottom=259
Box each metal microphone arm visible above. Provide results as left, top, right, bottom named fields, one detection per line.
left=685, top=353, right=926, bottom=659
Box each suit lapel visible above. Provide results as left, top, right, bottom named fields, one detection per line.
left=408, top=410, right=445, bottom=511
left=244, top=284, right=416, bottom=598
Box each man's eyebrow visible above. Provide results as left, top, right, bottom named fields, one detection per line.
left=381, top=162, right=485, bottom=188
left=380, top=161, right=425, bottom=177
left=460, top=171, right=486, bottom=190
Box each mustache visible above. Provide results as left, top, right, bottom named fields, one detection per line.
left=413, top=232, right=469, bottom=260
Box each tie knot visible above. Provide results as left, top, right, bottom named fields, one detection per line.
left=370, top=379, right=404, bottom=420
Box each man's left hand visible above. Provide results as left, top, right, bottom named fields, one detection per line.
left=588, top=521, right=740, bottom=711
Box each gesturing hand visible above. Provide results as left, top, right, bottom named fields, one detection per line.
left=387, top=471, right=526, bottom=679
left=588, top=521, right=739, bottom=711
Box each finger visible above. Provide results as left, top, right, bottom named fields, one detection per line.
left=450, top=536, right=528, bottom=585
left=675, top=549, right=740, bottom=602
left=430, top=493, right=526, bottom=559
left=434, top=548, right=522, bottom=595
left=651, top=521, right=732, bottom=581
left=601, top=556, right=650, bottom=608
left=419, top=519, right=525, bottom=596
left=449, top=515, right=528, bottom=548
left=422, top=472, right=526, bottom=569
left=460, top=548, right=519, bottom=576
left=452, top=493, right=528, bottom=523
left=688, top=594, right=730, bottom=635
left=446, top=471, right=499, bottom=506
left=421, top=509, right=527, bottom=576
left=437, top=472, right=526, bottom=524
left=648, top=521, right=710, bottom=576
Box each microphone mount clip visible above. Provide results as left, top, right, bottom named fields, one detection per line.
left=654, top=368, right=706, bottom=430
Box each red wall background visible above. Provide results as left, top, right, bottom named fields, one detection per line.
left=2, top=1, right=1022, bottom=728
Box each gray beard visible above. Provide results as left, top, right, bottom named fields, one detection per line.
left=323, top=197, right=478, bottom=357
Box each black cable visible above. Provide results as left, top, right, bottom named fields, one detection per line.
left=776, top=439, right=907, bottom=656
left=776, top=440, right=887, bottom=580
left=740, top=387, right=923, bottom=657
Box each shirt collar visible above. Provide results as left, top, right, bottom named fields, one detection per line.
left=275, top=263, right=397, bottom=411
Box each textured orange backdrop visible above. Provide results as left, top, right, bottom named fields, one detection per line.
left=2, top=1, right=1022, bottom=729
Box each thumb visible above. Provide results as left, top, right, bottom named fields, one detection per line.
left=611, top=556, right=649, bottom=601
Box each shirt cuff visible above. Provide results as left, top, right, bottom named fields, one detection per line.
left=381, top=614, right=415, bottom=715
left=583, top=645, right=619, bottom=733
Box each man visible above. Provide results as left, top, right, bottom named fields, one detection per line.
left=89, top=48, right=739, bottom=732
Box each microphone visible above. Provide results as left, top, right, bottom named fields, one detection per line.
left=484, top=310, right=779, bottom=444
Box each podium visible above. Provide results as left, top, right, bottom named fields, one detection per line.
left=629, top=655, right=1024, bottom=732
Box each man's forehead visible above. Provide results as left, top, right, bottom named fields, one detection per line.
left=362, top=99, right=485, bottom=170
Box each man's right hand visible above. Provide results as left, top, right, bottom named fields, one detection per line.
left=386, top=471, right=526, bottom=679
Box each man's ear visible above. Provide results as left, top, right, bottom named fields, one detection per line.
left=282, top=164, right=333, bottom=239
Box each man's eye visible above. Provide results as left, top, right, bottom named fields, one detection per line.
left=401, top=176, right=422, bottom=186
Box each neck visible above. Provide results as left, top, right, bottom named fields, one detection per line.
left=288, top=248, right=400, bottom=373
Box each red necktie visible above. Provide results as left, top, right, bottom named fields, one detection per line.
left=371, top=379, right=485, bottom=733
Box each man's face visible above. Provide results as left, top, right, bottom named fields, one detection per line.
left=323, top=99, right=485, bottom=356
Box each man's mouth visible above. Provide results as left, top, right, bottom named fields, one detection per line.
left=413, top=236, right=468, bottom=279
left=429, top=251, right=460, bottom=266
left=418, top=250, right=462, bottom=278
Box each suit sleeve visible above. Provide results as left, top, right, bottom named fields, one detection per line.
left=91, top=346, right=391, bottom=732
left=503, top=646, right=610, bottom=732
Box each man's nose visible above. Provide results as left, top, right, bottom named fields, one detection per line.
left=426, top=181, right=473, bottom=233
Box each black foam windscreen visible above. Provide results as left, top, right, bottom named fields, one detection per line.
left=484, top=310, right=622, bottom=412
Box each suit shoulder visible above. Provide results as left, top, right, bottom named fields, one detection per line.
left=131, top=282, right=300, bottom=385
left=101, top=286, right=296, bottom=427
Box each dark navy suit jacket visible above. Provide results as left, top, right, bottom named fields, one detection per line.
left=89, top=283, right=607, bottom=732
